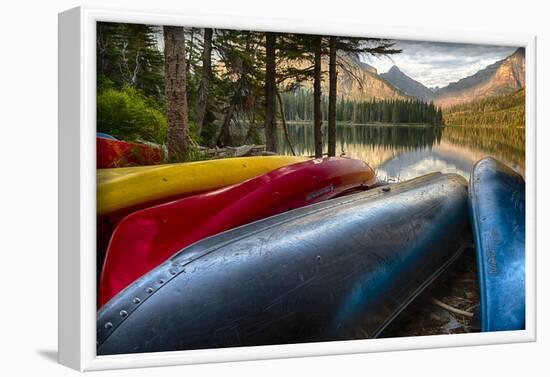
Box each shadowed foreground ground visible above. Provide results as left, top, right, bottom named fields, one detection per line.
left=381, top=245, right=480, bottom=337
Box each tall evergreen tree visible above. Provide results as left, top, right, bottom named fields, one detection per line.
left=97, top=23, right=164, bottom=98
left=164, top=26, right=189, bottom=160
left=326, top=38, right=401, bottom=153
left=313, top=36, right=323, bottom=158
left=195, top=28, right=213, bottom=138
left=214, top=30, right=265, bottom=147
left=328, top=36, right=337, bottom=156
left=264, top=32, right=278, bottom=152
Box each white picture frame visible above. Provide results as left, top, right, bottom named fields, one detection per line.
left=58, top=5, right=537, bottom=371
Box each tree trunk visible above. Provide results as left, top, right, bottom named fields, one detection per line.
left=328, top=36, right=337, bottom=157
left=264, top=32, right=278, bottom=153
left=163, top=26, right=189, bottom=161
left=186, top=28, right=194, bottom=75
left=216, top=33, right=253, bottom=147
left=275, top=87, right=296, bottom=156
left=196, top=28, right=213, bottom=138
left=217, top=91, right=239, bottom=147
left=313, top=36, right=323, bottom=158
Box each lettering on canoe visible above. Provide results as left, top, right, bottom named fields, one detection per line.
left=483, top=229, right=501, bottom=275
left=306, top=184, right=334, bottom=201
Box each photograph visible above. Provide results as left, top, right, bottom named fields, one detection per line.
left=94, top=21, right=526, bottom=355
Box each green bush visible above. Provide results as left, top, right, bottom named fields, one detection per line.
left=97, top=86, right=167, bottom=144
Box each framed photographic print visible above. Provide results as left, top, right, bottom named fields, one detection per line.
left=58, top=6, right=536, bottom=371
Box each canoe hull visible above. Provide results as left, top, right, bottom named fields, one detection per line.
left=97, top=156, right=307, bottom=217
left=469, top=157, right=525, bottom=331
left=97, top=173, right=470, bottom=355
left=99, top=157, right=377, bottom=306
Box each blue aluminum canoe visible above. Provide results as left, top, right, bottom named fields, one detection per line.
left=469, top=157, right=525, bottom=331
left=97, top=173, right=471, bottom=355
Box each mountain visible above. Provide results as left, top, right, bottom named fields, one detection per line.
left=336, top=55, right=409, bottom=101
left=380, top=65, right=434, bottom=101
left=281, top=48, right=525, bottom=108
left=348, top=55, right=378, bottom=75
left=434, top=48, right=525, bottom=107
left=282, top=54, right=408, bottom=102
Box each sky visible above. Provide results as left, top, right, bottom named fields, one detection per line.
left=361, top=40, right=518, bottom=88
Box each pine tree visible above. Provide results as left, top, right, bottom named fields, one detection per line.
left=264, top=32, right=278, bottom=152
left=164, top=26, right=189, bottom=161
left=313, top=36, right=323, bottom=158
left=97, top=23, right=164, bottom=99
left=328, top=36, right=337, bottom=156
left=195, top=28, right=213, bottom=138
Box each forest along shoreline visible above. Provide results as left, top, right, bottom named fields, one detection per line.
left=97, top=23, right=445, bottom=162
left=97, top=24, right=522, bottom=167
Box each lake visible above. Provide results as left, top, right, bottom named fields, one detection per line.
left=277, top=123, right=525, bottom=180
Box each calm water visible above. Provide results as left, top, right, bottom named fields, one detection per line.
left=277, top=123, right=525, bottom=180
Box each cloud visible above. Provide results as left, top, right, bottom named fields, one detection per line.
left=363, top=40, right=518, bottom=88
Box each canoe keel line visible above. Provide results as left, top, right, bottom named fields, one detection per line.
left=97, top=173, right=471, bottom=355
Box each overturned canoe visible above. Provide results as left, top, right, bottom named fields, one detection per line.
left=469, top=157, right=525, bottom=331
left=97, top=155, right=307, bottom=217
left=99, top=157, right=377, bottom=306
left=97, top=136, right=162, bottom=169
left=97, top=173, right=470, bottom=355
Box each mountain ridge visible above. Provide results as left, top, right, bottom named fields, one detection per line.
left=380, top=65, right=435, bottom=101
left=282, top=54, right=409, bottom=101
left=283, top=48, right=524, bottom=108
left=376, top=48, right=525, bottom=108
left=433, top=48, right=525, bottom=107
left=336, top=54, right=409, bottom=101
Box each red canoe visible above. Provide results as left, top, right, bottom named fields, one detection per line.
left=99, top=157, right=377, bottom=306
left=97, top=136, right=162, bottom=168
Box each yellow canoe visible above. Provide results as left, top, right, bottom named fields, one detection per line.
left=97, top=156, right=307, bottom=217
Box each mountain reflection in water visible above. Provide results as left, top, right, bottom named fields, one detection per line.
left=277, top=123, right=525, bottom=180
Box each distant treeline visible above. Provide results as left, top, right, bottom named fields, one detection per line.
left=443, top=89, right=525, bottom=128
left=281, top=89, right=444, bottom=126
